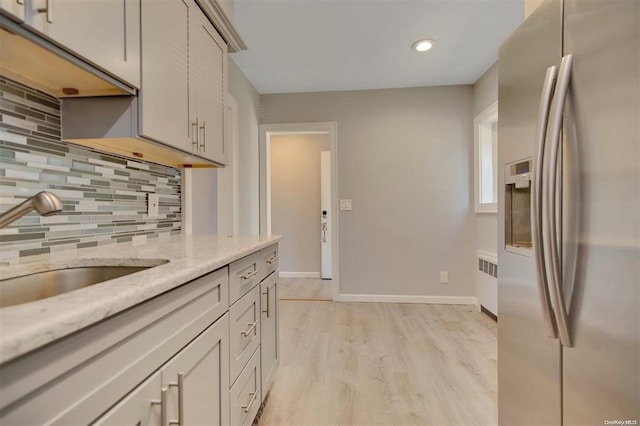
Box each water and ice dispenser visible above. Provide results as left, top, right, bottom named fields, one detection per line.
left=505, top=158, right=533, bottom=255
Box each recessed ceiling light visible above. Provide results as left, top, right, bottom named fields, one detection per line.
left=412, top=39, right=434, bottom=53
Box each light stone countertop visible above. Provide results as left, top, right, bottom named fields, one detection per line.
left=0, top=234, right=281, bottom=364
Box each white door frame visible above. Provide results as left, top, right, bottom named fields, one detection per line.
left=259, top=122, right=339, bottom=300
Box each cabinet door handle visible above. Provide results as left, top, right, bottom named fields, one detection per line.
left=241, top=319, right=258, bottom=337
left=240, top=269, right=258, bottom=280
left=262, top=286, right=270, bottom=318
left=191, top=118, right=199, bottom=150
left=37, top=0, right=53, bottom=23
left=199, top=122, right=206, bottom=151
left=266, top=255, right=278, bottom=264
left=241, top=391, right=258, bottom=414
left=160, top=386, right=169, bottom=426
left=151, top=391, right=165, bottom=426
left=166, top=372, right=184, bottom=426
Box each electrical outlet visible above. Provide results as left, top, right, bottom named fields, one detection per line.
left=147, top=193, right=159, bottom=218
left=340, top=199, right=352, bottom=211
left=440, top=271, right=449, bottom=284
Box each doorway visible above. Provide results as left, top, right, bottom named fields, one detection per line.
left=259, top=122, right=339, bottom=300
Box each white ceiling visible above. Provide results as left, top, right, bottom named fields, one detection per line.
left=230, top=0, right=524, bottom=94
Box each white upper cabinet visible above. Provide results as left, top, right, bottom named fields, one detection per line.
left=139, top=0, right=227, bottom=165
left=23, top=0, right=140, bottom=88
left=191, top=8, right=228, bottom=164
left=139, top=0, right=192, bottom=153
left=0, top=0, right=25, bottom=22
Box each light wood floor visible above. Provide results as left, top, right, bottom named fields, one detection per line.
left=279, top=278, right=333, bottom=301
left=258, top=301, right=497, bottom=426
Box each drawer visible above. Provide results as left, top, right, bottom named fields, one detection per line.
left=197, top=266, right=229, bottom=323
left=229, top=285, right=261, bottom=384
left=260, top=244, right=279, bottom=279
left=229, top=251, right=262, bottom=305
left=229, top=347, right=261, bottom=426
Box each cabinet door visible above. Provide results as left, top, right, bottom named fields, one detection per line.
left=161, top=314, right=230, bottom=426
left=0, top=0, right=24, bottom=22
left=24, top=0, right=140, bottom=87
left=192, top=9, right=227, bottom=165
left=260, top=271, right=279, bottom=400
left=139, top=0, right=192, bottom=153
left=93, top=372, right=162, bottom=426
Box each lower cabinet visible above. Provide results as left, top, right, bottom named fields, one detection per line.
left=0, top=243, right=279, bottom=426
left=260, top=270, right=279, bottom=400
left=161, top=314, right=230, bottom=426
left=96, top=314, right=230, bottom=425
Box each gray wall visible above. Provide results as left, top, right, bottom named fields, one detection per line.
left=228, top=58, right=260, bottom=234
left=261, top=86, right=475, bottom=297
left=187, top=58, right=259, bottom=236
left=472, top=63, right=499, bottom=255
left=270, top=134, right=330, bottom=274
left=191, top=168, right=217, bottom=234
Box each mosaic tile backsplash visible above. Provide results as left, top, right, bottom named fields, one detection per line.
left=0, top=77, right=182, bottom=262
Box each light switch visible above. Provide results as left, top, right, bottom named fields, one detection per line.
left=340, top=199, right=352, bottom=211
left=148, top=193, right=159, bottom=218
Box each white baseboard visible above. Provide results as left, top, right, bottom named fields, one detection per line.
left=335, top=294, right=478, bottom=305
left=279, top=271, right=321, bottom=278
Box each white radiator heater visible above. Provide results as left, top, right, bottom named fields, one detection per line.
left=476, top=250, right=498, bottom=318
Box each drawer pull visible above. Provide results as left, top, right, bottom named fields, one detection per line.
left=266, top=255, right=278, bottom=264
left=262, top=286, right=270, bottom=318
left=240, top=269, right=258, bottom=280
left=241, top=320, right=258, bottom=337
left=241, top=390, right=258, bottom=414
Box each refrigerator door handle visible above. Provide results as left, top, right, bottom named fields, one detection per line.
left=533, top=65, right=559, bottom=338
left=545, top=54, right=574, bottom=348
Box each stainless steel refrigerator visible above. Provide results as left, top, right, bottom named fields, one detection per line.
left=497, top=0, right=639, bottom=425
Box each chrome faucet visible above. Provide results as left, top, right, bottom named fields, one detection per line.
left=0, top=191, right=63, bottom=229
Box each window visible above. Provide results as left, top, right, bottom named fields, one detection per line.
left=474, top=102, right=498, bottom=213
